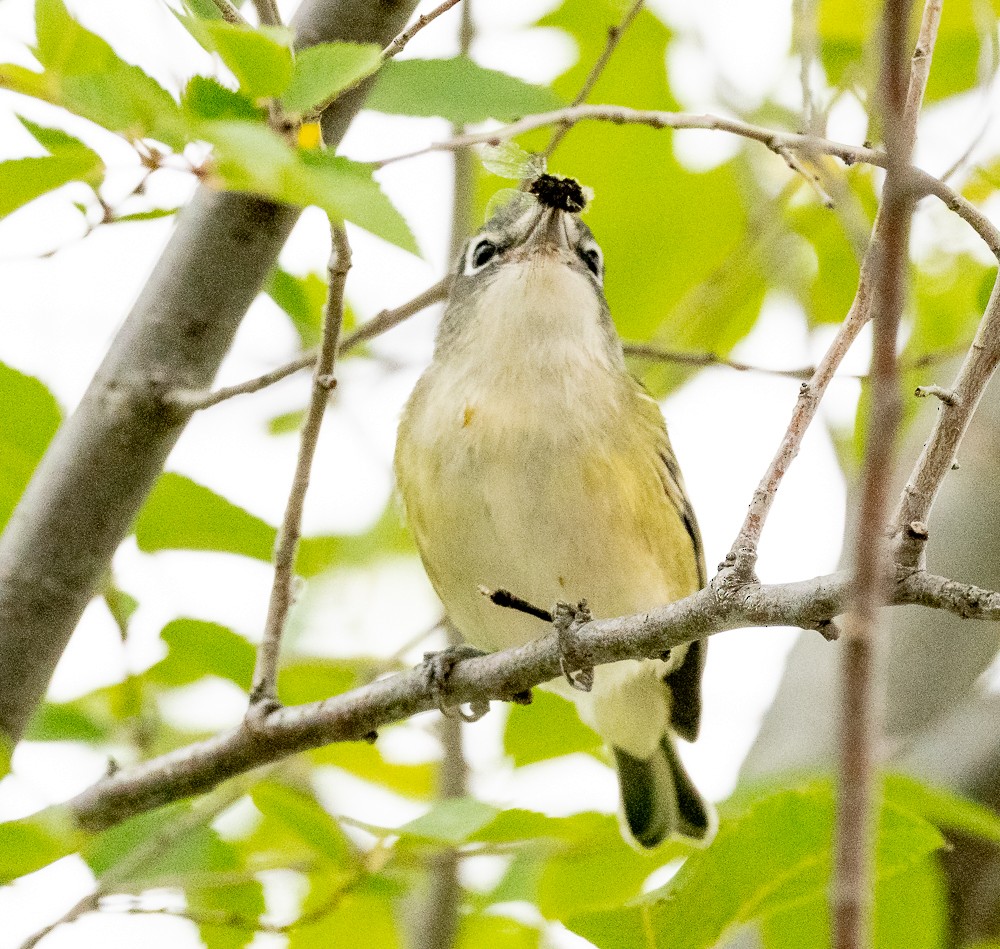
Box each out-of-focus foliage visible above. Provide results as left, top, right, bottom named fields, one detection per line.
left=2, top=0, right=1000, bottom=945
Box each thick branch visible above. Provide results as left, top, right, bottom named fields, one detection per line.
left=55, top=568, right=1000, bottom=833
left=0, top=0, right=421, bottom=742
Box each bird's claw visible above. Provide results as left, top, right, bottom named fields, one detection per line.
left=422, top=645, right=490, bottom=721
left=554, top=599, right=594, bottom=692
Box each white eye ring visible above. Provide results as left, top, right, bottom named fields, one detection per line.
left=466, top=236, right=499, bottom=274
left=578, top=241, right=603, bottom=283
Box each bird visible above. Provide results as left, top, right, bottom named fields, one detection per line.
left=394, top=175, right=713, bottom=847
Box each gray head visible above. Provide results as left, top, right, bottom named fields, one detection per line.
left=434, top=185, right=618, bottom=366
left=452, top=190, right=605, bottom=299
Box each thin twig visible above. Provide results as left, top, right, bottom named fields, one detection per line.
left=914, top=383, right=959, bottom=405
left=171, top=278, right=449, bottom=412
left=382, top=0, right=464, bottom=58
left=542, top=0, right=644, bottom=159
left=832, top=0, right=921, bottom=945
left=777, top=146, right=835, bottom=208
left=894, top=277, right=1000, bottom=564
left=794, top=0, right=820, bottom=135
left=369, top=105, right=1000, bottom=259
left=206, top=0, right=246, bottom=25
left=726, top=0, right=950, bottom=580
left=251, top=0, right=282, bottom=26
left=59, top=566, right=1000, bottom=834
left=248, top=225, right=351, bottom=706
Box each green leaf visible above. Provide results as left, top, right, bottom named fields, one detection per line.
left=252, top=781, right=352, bottom=863
left=199, top=121, right=419, bottom=254
left=367, top=56, right=564, bottom=123
left=0, top=363, right=61, bottom=532
left=147, top=618, right=255, bottom=691
left=0, top=812, right=79, bottom=883
left=457, top=913, right=542, bottom=949
left=0, top=118, right=102, bottom=219
left=311, top=740, right=436, bottom=799
left=567, top=779, right=944, bottom=948
left=278, top=657, right=369, bottom=704
left=760, top=854, right=948, bottom=949
left=183, top=75, right=264, bottom=123
left=136, top=473, right=412, bottom=576
left=266, top=267, right=329, bottom=348
left=32, top=0, right=185, bottom=146
left=886, top=772, right=1000, bottom=846
left=288, top=879, right=400, bottom=948
left=23, top=701, right=109, bottom=742
left=136, top=472, right=276, bottom=563
left=504, top=690, right=602, bottom=766
left=281, top=42, right=383, bottom=115
left=196, top=19, right=295, bottom=100
left=0, top=737, right=12, bottom=779
left=397, top=798, right=500, bottom=845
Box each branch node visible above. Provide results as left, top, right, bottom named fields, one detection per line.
left=553, top=600, right=594, bottom=691
left=816, top=618, right=841, bottom=641
left=905, top=520, right=929, bottom=541
left=363, top=730, right=379, bottom=744
left=914, top=383, right=959, bottom=405
left=316, top=373, right=337, bottom=391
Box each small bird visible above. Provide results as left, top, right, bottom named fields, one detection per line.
left=395, top=176, right=712, bottom=846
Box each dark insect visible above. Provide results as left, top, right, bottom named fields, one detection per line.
left=529, top=173, right=588, bottom=213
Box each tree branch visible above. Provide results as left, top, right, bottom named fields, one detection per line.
left=832, top=0, right=919, bottom=943
left=169, top=278, right=450, bottom=413
left=382, top=0, right=464, bottom=58
left=372, top=105, right=1000, bottom=258
left=541, top=0, right=645, bottom=159
left=894, top=277, right=1000, bottom=566
left=0, top=0, right=423, bottom=743
left=249, top=225, right=351, bottom=706
left=48, top=567, right=1000, bottom=834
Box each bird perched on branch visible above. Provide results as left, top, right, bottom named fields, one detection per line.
left=395, top=175, right=713, bottom=847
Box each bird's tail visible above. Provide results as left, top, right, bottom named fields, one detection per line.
left=613, top=733, right=714, bottom=848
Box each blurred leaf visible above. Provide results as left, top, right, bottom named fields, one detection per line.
left=504, top=690, right=602, bottom=766
left=887, top=772, right=1000, bottom=845
left=281, top=42, right=382, bottom=114
left=136, top=472, right=275, bottom=562
left=32, top=0, right=185, bottom=146
left=566, top=779, right=944, bottom=948
left=200, top=121, right=419, bottom=253
left=278, top=657, right=370, bottom=704
left=182, top=75, right=264, bottom=123
left=0, top=362, right=61, bottom=531
left=311, top=741, right=436, bottom=799
left=367, top=57, right=563, bottom=123
left=112, top=208, right=180, bottom=223
left=148, top=618, right=255, bottom=690
left=266, top=267, right=329, bottom=347
left=0, top=117, right=103, bottom=219
left=817, top=0, right=1000, bottom=104
left=252, top=781, right=352, bottom=863
left=536, top=810, right=668, bottom=920
left=760, top=853, right=947, bottom=949
left=23, top=701, right=109, bottom=742
left=456, top=913, right=542, bottom=949
left=0, top=812, right=79, bottom=883
left=183, top=17, right=294, bottom=99
left=102, top=576, right=138, bottom=638
left=397, top=798, right=500, bottom=845
left=84, top=806, right=181, bottom=877
left=267, top=408, right=308, bottom=435
left=289, top=878, right=400, bottom=948
left=138, top=475, right=413, bottom=577
left=183, top=0, right=226, bottom=20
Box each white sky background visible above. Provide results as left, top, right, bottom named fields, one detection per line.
left=0, top=0, right=998, bottom=945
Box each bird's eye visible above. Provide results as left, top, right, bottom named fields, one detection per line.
left=468, top=238, right=498, bottom=272
left=579, top=244, right=603, bottom=280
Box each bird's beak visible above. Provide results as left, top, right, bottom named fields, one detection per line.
left=522, top=206, right=571, bottom=255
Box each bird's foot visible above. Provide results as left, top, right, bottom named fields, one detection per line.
left=553, top=599, right=594, bottom=692
left=422, top=645, right=490, bottom=722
